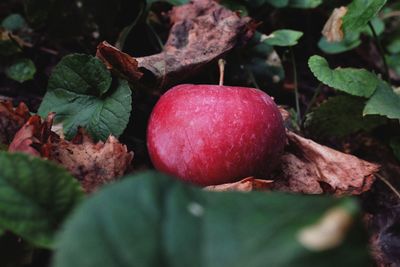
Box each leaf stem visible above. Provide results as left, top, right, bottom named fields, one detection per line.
left=302, top=83, right=322, bottom=127
left=376, top=173, right=400, bottom=200
left=368, top=21, right=390, bottom=82
left=290, top=48, right=301, bottom=124
left=218, top=59, right=226, bottom=86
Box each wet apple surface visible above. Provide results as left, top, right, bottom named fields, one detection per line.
left=147, top=84, right=286, bottom=186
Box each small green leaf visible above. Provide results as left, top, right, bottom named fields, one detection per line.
left=53, top=171, right=371, bottom=267
left=362, top=16, right=385, bottom=36
left=1, top=14, right=26, bottom=32
left=288, top=0, right=322, bottom=8
left=221, top=0, right=249, bottom=15
left=305, top=95, right=385, bottom=138
left=318, top=33, right=361, bottom=54
left=343, top=0, right=387, bottom=33
left=308, top=55, right=379, bottom=97
left=363, top=81, right=400, bottom=119
left=5, top=58, right=36, bottom=83
left=38, top=54, right=132, bottom=141
left=390, top=137, right=400, bottom=162
left=0, top=152, right=84, bottom=248
left=387, top=38, right=400, bottom=54
left=263, top=29, right=303, bottom=47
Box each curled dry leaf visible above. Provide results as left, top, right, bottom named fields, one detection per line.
left=8, top=114, right=55, bottom=156
left=272, top=131, right=379, bottom=195
left=205, top=177, right=273, bottom=192
left=9, top=114, right=133, bottom=193
left=97, top=0, right=255, bottom=91
left=42, top=129, right=133, bottom=193
left=322, top=6, right=348, bottom=42
left=0, top=101, right=30, bottom=145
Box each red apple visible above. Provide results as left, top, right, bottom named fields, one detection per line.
left=147, top=84, right=286, bottom=186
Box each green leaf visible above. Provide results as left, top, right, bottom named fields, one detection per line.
left=390, top=137, right=400, bottom=162
left=387, top=54, right=400, bottom=76
left=53, top=171, right=371, bottom=267
left=1, top=14, right=26, bottom=32
left=308, top=55, right=379, bottom=97
left=5, top=58, right=36, bottom=83
left=38, top=54, right=132, bottom=141
left=0, top=30, right=21, bottom=56
left=343, top=0, right=387, bottom=33
left=305, top=95, right=385, bottom=138
left=263, top=29, right=303, bottom=47
left=318, top=35, right=361, bottom=54
left=362, top=16, right=385, bottom=36
left=288, top=0, right=322, bottom=8
left=0, top=152, right=83, bottom=248
left=387, top=38, right=400, bottom=54
left=221, top=0, right=249, bottom=16
left=363, top=81, right=400, bottom=119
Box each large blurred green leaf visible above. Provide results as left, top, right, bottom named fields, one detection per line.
left=308, top=55, right=379, bottom=97
left=305, top=95, right=385, bottom=138
left=343, top=0, right=387, bottom=33
left=38, top=54, right=132, bottom=141
left=53, top=171, right=371, bottom=267
left=363, top=81, right=400, bottom=119
left=318, top=34, right=361, bottom=54
left=0, top=152, right=83, bottom=248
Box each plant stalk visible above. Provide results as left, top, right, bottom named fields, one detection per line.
left=368, top=21, right=390, bottom=82
left=290, top=48, right=301, bottom=125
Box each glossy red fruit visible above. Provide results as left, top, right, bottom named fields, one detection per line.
left=147, top=84, right=286, bottom=186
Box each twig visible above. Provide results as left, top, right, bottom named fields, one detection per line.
left=218, top=59, right=226, bottom=86
left=368, top=21, right=390, bottom=82
left=376, top=173, right=400, bottom=200
left=290, top=48, right=301, bottom=125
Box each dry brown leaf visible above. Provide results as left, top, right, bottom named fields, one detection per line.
left=9, top=115, right=133, bottom=193
left=96, top=41, right=143, bottom=81
left=8, top=114, right=55, bottom=156
left=272, top=131, right=379, bottom=195
left=97, top=0, right=255, bottom=91
left=205, top=177, right=273, bottom=192
left=322, top=6, right=348, bottom=42
left=43, top=129, right=133, bottom=193
left=0, top=101, right=30, bottom=145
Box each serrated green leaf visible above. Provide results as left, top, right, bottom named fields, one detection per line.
left=5, top=58, right=36, bottom=83
left=0, top=152, right=83, bottom=248
left=288, top=0, right=322, bottom=8
left=305, top=95, right=385, bottom=138
left=343, top=0, right=387, bottom=33
left=1, top=14, right=26, bottom=32
left=38, top=54, right=132, bottom=141
left=263, top=29, right=303, bottom=47
left=318, top=35, right=361, bottom=54
left=363, top=81, right=400, bottom=119
left=47, top=54, right=112, bottom=96
left=308, top=55, right=379, bottom=97
left=53, top=171, right=371, bottom=267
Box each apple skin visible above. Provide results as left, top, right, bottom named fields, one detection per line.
left=147, top=84, right=286, bottom=186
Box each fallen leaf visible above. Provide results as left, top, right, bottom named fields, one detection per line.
left=205, top=177, right=273, bottom=192
left=0, top=101, right=31, bottom=145
left=9, top=115, right=133, bottom=193
left=322, top=6, right=347, bottom=42
left=43, top=129, right=133, bottom=193
left=97, top=0, right=255, bottom=91
left=8, top=114, right=55, bottom=156
left=272, top=131, right=379, bottom=195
